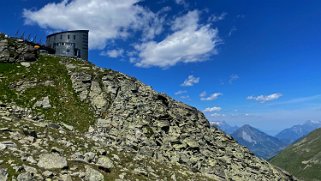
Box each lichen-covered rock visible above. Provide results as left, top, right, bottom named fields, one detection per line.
left=96, top=156, right=114, bottom=170
left=64, top=60, right=296, bottom=180
left=0, top=35, right=38, bottom=63
left=84, top=166, right=104, bottom=181
left=0, top=168, right=8, bottom=181
left=34, top=96, right=51, bottom=109
left=37, top=153, right=67, bottom=169
left=17, top=172, right=34, bottom=181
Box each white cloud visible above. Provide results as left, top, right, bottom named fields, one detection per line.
left=200, top=91, right=207, bottom=97
left=208, top=12, right=227, bottom=22
left=134, top=10, right=221, bottom=68
left=228, top=26, right=237, bottom=37
left=180, top=95, right=190, bottom=99
left=210, top=113, right=225, bottom=117
left=174, top=90, right=187, bottom=95
left=181, top=75, right=200, bottom=87
left=175, top=0, right=187, bottom=6
left=24, top=1, right=222, bottom=69
left=200, top=92, right=222, bottom=101
left=100, top=49, right=124, bottom=58
left=229, top=74, right=239, bottom=84
left=204, top=106, right=222, bottom=112
left=23, top=0, right=160, bottom=49
left=247, top=93, right=282, bottom=103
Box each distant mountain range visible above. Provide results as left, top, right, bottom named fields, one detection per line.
left=231, top=125, right=286, bottom=159
left=271, top=128, right=321, bottom=181
left=276, top=120, right=321, bottom=145
left=210, top=121, right=239, bottom=134
left=211, top=120, right=321, bottom=159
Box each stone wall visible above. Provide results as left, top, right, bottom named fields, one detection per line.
left=0, top=33, right=38, bottom=63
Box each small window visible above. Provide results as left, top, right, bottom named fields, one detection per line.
left=60, top=35, right=62, bottom=39
left=68, top=35, right=70, bottom=39
left=73, top=35, right=76, bottom=40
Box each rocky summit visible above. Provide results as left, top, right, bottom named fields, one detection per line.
left=0, top=34, right=297, bottom=180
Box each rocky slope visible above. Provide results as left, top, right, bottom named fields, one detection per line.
left=231, top=125, right=286, bottom=159
left=0, top=102, right=211, bottom=181
left=0, top=33, right=37, bottom=63
left=0, top=34, right=296, bottom=180
left=271, top=128, right=321, bottom=181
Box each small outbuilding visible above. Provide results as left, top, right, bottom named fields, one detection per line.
left=46, top=30, right=89, bottom=60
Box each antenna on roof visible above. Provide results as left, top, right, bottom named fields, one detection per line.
left=21, top=32, right=25, bottom=39
left=27, top=34, right=31, bottom=41
left=33, top=35, right=37, bottom=43
left=15, top=30, right=20, bottom=37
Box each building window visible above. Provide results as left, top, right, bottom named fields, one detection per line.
left=60, top=35, right=62, bottom=39
left=73, top=35, right=76, bottom=40
left=68, top=35, right=70, bottom=39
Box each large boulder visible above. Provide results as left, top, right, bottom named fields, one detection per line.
left=37, top=153, right=68, bottom=169
left=0, top=34, right=38, bottom=63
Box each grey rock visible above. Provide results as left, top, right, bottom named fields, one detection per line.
left=42, top=96, right=51, bottom=109
left=89, top=81, right=108, bottom=110
left=0, top=141, right=16, bottom=148
left=183, top=138, right=199, bottom=148
left=17, top=172, right=33, bottom=181
left=20, top=62, right=31, bottom=67
left=96, top=119, right=110, bottom=128
left=84, top=166, right=104, bottom=181
left=70, top=72, right=92, bottom=101
left=37, top=153, right=67, bottom=169
left=0, top=168, right=8, bottom=181
left=23, top=165, right=37, bottom=174
left=60, top=174, right=73, bottom=181
left=34, top=96, right=51, bottom=109
left=0, top=37, right=37, bottom=63
left=0, top=143, right=6, bottom=151
left=84, top=152, right=96, bottom=163
left=61, top=123, right=74, bottom=131
left=42, top=170, right=54, bottom=177
left=96, top=156, right=114, bottom=170
left=133, top=167, right=148, bottom=176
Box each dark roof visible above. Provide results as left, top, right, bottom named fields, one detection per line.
left=47, top=30, right=89, bottom=38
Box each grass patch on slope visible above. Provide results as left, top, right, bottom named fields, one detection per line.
left=0, top=55, right=95, bottom=132
left=270, top=128, right=321, bottom=180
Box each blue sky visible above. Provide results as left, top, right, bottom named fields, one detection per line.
left=1, top=0, right=321, bottom=135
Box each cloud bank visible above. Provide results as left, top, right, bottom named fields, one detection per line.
left=204, top=106, right=222, bottom=112
left=181, top=75, right=200, bottom=87
left=23, top=0, right=159, bottom=49
left=200, top=91, right=222, bottom=101
left=134, top=11, right=220, bottom=68
left=247, top=93, right=282, bottom=103
left=24, top=2, right=221, bottom=68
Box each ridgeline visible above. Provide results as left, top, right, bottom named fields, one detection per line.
left=0, top=33, right=296, bottom=180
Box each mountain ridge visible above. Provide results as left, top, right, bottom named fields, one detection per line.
left=231, top=124, right=286, bottom=159
left=271, top=127, right=321, bottom=181
left=276, top=120, right=321, bottom=145
left=0, top=34, right=296, bottom=180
